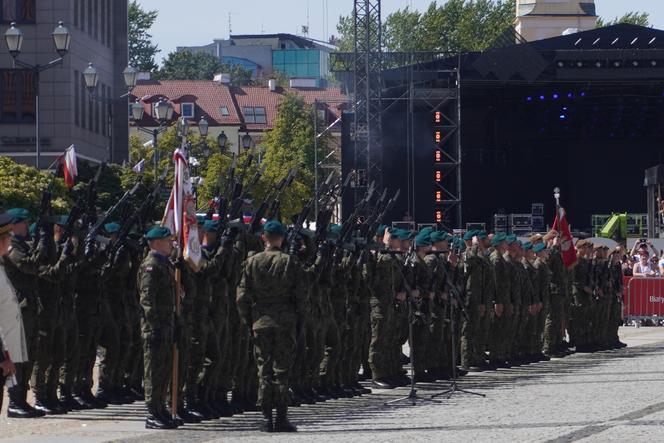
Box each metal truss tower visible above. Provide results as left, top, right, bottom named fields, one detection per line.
left=353, top=0, right=383, bottom=210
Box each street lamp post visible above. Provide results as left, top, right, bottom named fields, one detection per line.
left=241, top=131, right=253, bottom=151
left=83, top=63, right=139, bottom=162
left=130, top=99, right=175, bottom=176
left=4, top=21, right=71, bottom=169
left=217, top=131, right=228, bottom=155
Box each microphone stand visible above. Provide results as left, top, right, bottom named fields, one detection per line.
left=385, top=251, right=440, bottom=407
left=431, top=264, right=485, bottom=400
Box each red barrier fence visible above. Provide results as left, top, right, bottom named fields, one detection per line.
left=624, top=277, right=664, bottom=319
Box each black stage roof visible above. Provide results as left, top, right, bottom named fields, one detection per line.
left=371, top=24, right=664, bottom=229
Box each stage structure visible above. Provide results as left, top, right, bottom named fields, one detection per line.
left=351, top=0, right=383, bottom=216
left=334, top=24, right=664, bottom=229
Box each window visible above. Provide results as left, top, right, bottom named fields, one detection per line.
left=219, top=106, right=230, bottom=116
left=87, top=0, right=92, bottom=36
left=0, top=69, right=34, bottom=123
left=80, top=73, right=86, bottom=129
left=244, top=106, right=266, bottom=124
left=101, top=84, right=106, bottom=136
left=74, top=0, right=79, bottom=27
left=74, top=70, right=80, bottom=126
left=181, top=102, right=195, bottom=118
left=93, top=0, right=98, bottom=40
left=1, top=0, right=36, bottom=24
left=100, top=0, right=105, bottom=45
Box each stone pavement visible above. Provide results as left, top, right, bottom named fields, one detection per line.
left=3, top=326, right=664, bottom=443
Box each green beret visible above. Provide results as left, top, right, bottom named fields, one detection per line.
left=522, top=241, right=533, bottom=250
left=407, top=231, right=417, bottom=241
left=376, top=224, right=388, bottom=237
left=397, top=230, right=412, bottom=241
left=263, top=220, right=286, bottom=236
left=202, top=220, right=220, bottom=232
left=533, top=243, right=547, bottom=254
left=415, top=232, right=432, bottom=248
left=327, top=223, right=341, bottom=239
left=54, top=215, right=69, bottom=227
left=146, top=226, right=172, bottom=240
left=196, top=215, right=206, bottom=226
left=419, top=227, right=434, bottom=237
left=476, top=230, right=488, bottom=240
left=388, top=227, right=401, bottom=241
left=491, top=232, right=507, bottom=246
left=505, top=234, right=517, bottom=245
left=429, top=231, right=447, bottom=243
left=104, top=222, right=121, bottom=234
left=462, top=230, right=476, bottom=241
left=7, top=208, right=30, bottom=224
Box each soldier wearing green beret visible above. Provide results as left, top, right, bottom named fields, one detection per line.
left=532, top=243, right=551, bottom=359
left=425, top=231, right=451, bottom=379
left=96, top=222, right=131, bottom=405
left=1, top=209, right=49, bottom=417
left=139, top=226, right=179, bottom=429
left=488, top=233, right=510, bottom=367
left=407, top=232, right=434, bottom=381
left=237, top=220, right=307, bottom=432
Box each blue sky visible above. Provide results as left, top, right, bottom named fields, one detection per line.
left=137, top=0, right=664, bottom=61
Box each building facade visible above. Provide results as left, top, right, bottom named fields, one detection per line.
left=0, top=0, right=128, bottom=168
left=515, top=0, right=597, bottom=42
left=130, top=78, right=347, bottom=156
left=179, top=34, right=335, bottom=84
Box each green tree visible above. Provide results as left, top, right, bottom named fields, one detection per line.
left=335, top=0, right=516, bottom=53
left=597, top=12, right=650, bottom=28
left=157, top=50, right=254, bottom=84
left=128, top=1, right=160, bottom=72
left=0, top=157, right=69, bottom=214
left=259, top=93, right=329, bottom=221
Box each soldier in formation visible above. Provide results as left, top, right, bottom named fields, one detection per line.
left=0, top=192, right=628, bottom=432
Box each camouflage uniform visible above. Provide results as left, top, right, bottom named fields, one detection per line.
left=138, top=252, right=176, bottom=420
left=236, top=245, right=306, bottom=420
left=570, top=255, right=593, bottom=349
left=489, top=249, right=511, bottom=363
left=543, top=247, right=567, bottom=355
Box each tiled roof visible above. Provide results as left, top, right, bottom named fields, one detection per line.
left=131, top=80, right=349, bottom=132
left=231, top=85, right=348, bottom=131
left=131, top=80, right=242, bottom=126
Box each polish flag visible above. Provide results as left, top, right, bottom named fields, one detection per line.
left=63, top=145, right=78, bottom=188
left=161, top=148, right=202, bottom=270
left=552, top=206, right=577, bottom=268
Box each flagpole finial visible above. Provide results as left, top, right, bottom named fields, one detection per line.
left=553, top=187, right=561, bottom=206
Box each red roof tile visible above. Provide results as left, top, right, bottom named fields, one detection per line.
left=131, top=80, right=349, bottom=132
left=132, top=80, right=242, bottom=126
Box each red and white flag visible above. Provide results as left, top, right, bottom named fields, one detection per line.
left=552, top=206, right=577, bottom=268
left=63, top=145, right=78, bottom=188
left=161, top=148, right=202, bottom=270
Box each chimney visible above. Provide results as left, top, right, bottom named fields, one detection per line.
left=268, top=78, right=277, bottom=92
left=213, top=73, right=232, bottom=84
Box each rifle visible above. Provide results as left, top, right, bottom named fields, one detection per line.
left=84, top=181, right=141, bottom=257
left=60, top=162, right=105, bottom=245
left=207, top=153, right=237, bottom=220
left=355, top=188, right=401, bottom=266
left=248, top=166, right=298, bottom=234
left=109, top=168, right=168, bottom=259
left=266, top=165, right=299, bottom=221
left=225, top=160, right=265, bottom=229
left=31, top=189, right=52, bottom=248
left=287, top=171, right=335, bottom=247
left=336, top=181, right=376, bottom=248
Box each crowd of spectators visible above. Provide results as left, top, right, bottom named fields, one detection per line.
left=624, top=240, right=664, bottom=277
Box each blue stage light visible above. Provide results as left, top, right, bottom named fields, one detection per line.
left=567, top=92, right=574, bottom=99
left=539, top=95, right=545, bottom=101
left=563, top=106, right=568, bottom=111
left=526, top=96, right=533, bottom=102
left=559, top=114, right=566, bottom=120
left=553, top=93, right=559, bottom=99
left=580, top=91, right=586, bottom=97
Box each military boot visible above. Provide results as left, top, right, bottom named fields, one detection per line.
left=176, top=406, right=202, bottom=424
left=214, top=391, right=235, bottom=417
left=7, top=388, right=41, bottom=418
left=145, top=408, right=177, bottom=430
left=274, top=406, right=297, bottom=433
left=261, top=405, right=274, bottom=432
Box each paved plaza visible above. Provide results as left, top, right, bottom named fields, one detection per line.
left=2, top=326, right=664, bottom=443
